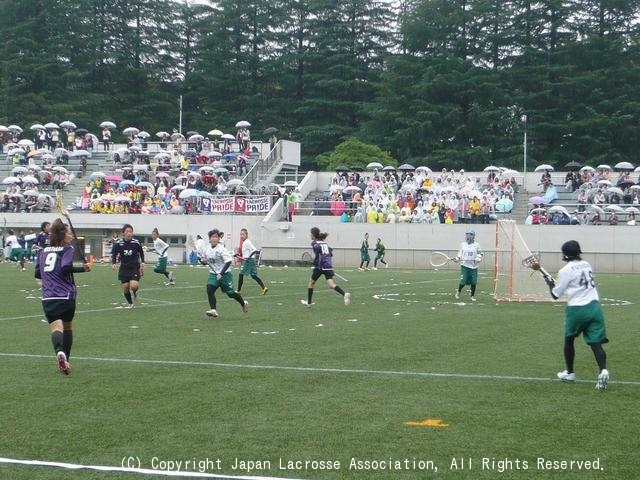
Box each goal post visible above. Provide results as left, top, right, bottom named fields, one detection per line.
left=493, top=219, right=554, bottom=302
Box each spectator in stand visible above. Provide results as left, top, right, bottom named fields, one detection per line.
left=102, top=128, right=111, bottom=151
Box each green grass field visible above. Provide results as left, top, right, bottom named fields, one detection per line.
left=1, top=261, right=638, bottom=479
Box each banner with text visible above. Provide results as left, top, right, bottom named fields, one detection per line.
left=198, top=196, right=271, bottom=214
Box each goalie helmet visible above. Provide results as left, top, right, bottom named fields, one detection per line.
left=561, top=240, right=582, bottom=261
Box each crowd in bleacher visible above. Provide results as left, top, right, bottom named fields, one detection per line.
left=313, top=167, right=519, bottom=223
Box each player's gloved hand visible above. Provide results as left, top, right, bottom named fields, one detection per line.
left=544, top=275, right=555, bottom=289
left=475, top=254, right=483, bottom=263
left=453, top=256, right=460, bottom=263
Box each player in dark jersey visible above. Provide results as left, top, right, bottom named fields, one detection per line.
left=34, top=218, right=90, bottom=375
left=111, top=223, right=145, bottom=308
left=301, top=227, right=351, bottom=307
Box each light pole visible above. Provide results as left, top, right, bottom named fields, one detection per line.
left=521, top=114, right=527, bottom=192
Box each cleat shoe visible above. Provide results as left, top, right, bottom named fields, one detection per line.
left=358, top=268, right=364, bottom=271
left=301, top=300, right=315, bottom=307
left=595, top=369, right=609, bottom=391
left=557, top=370, right=576, bottom=383
left=126, top=303, right=135, bottom=309
left=242, top=301, right=249, bottom=314
left=57, top=351, right=70, bottom=375
left=169, top=280, right=175, bottom=285
left=372, top=267, right=378, bottom=270
left=344, top=292, right=351, bottom=306
left=385, top=263, right=389, bottom=269
left=261, top=287, right=268, bottom=296
left=206, top=309, right=219, bottom=317
left=168, top=271, right=174, bottom=283
left=454, top=290, right=460, bottom=300
left=470, top=296, right=477, bottom=302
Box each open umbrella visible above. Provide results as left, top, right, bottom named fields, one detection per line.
left=382, top=165, right=396, bottom=172
left=170, top=184, right=186, bottom=191
left=7, top=124, right=23, bottom=132
left=155, top=172, right=170, bottom=178
left=137, top=131, right=150, bottom=138
left=625, top=206, right=640, bottom=214
left=214, top=167, right=229, bottom=174
left=596, top=164, right=612, bottom=170
left=207, top=129, right=223, bottom=136
left=221, top=133, right=235, bottom=140
left=204, top=151, right=222, bottom=158
left=604, top=204, right=624, bottom=213
left=343, top=186, right=362, bottom=194
left=0, top=125, right=9, bottom=132
left=565, top=160, right=582, bottom=169
left=263, top=127, right=278, bottom=135
left=606, top=187, right=624, bottom=196
left=2, top=176, right=21, bottom=184
left=235, top=120, right=251, bottom=128
left=179, top=188, right=200, bottom=199
left=483, top=165, right=501, bottom=172
left=199, top=166, right=215, bottom=174
left=349, top=165, right=364, bottom=172
left=70, top=149, right=91, bottom=157
left=123, top=127, right=139, bottom=136
left=548, top=205, right=569, bottom=215
left=495, top=198, right=514, bottom=212
left=398, top=163, right=416, bottom=171
left=105, top=175, right=122, bottom=182
left=100, top=121, right=117, bottom=129
left=188, top=134, right=204, bottom=142
left=597, top=179, right=612, bottom=186
left=415, top=166, right=433, bottom=174
left=534, top=164, right=554, bottom=172
left=21, top=175, right=39, bottom=184
left=335, top=165, right=349, bottom=172
left=12, top=166, right=29, bottom=174
left=90, top=172, right=106, bottom=179
left=366, top=162, right=383, bottom=170
left=75, top=128, right=89, bottom=136
left=154, top=152, right=171, bottom=161
left=171, top=132, right=185, bottom=141
left=156, top=131, right=170, bottom=138
left=17, top=139, right=34, bottom=147
left=614, top=161, right=634, bottom=170
left=227, top=179, right=245, bottom=187
left=30, top=123, right=45, bottom=131
left=60, top=121, right=76, bottom=129
left=528, top=196, right=546, bottom=205
left=283, top=180, right=298, bottom=187
left=44, top=122, right=59, bottom=129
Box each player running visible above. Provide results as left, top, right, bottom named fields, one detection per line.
left=373, top=237, right=388, bottom=269
left=34, top=218, right=91, bottom=375
left=543, top=240, right=610, bottom=390
left=111, top=223, right=145, bottom=308
left=149, top=227, right=175, bottom=286
left=301, top=227, right=351, bottom=307
left=204, top=229, right=248, bottom=318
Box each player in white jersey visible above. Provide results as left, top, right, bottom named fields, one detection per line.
left=203, top=229, right=248, bottom=317
left=149, top=228, right=175, bottom=285
left=544, top=240, right=609, bottom=390
left=454, top=230, right=483, bottom=301
left=236, top=228, right=267, bottom=295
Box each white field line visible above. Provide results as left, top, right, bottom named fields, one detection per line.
left=0, top=278, right=455, bottom=322
left=0, top=457, right=305, bottom=480
left=1, top=352, right=639, bottom=386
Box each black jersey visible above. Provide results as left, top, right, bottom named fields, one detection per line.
left=111, top=238, right=145, bottom=269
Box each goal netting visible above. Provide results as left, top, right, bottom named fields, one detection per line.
left=493, top=219, right=553, bottom=302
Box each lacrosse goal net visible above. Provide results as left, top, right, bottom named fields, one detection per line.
left=493, top=219, right=554, bottom=302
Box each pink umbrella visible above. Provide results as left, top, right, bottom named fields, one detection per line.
left=528, top=196, right=546, bottom=205
left=105, top=175, right=122, bottom=182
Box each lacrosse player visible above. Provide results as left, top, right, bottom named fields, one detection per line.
left=542, top=240, right=610, bottom=390
left=236, top=228, right=267, bottom=295
left=454, top=230, right=483, bottom=301
left=149, top=227, right=175, bottom=286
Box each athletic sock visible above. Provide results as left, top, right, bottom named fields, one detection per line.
left=590, top=343, right=607, bottom=371
left=51, top=331, right=64, bottom=354
left=470, top=285, right=476, bottom=296
left=237, top=275, right=244, bottom=292
left=564, top=337, right=576, bottom=373
left=253, top=276, right=265, bottom=289
left=307, top=288, right=314, bottom=304
left=63, top=330, right=73, bottom=359
left=229, top=292, right=245, bottom=306
left=334, top=286, right=345, bottom=296
left=124, top=292, right=132, bottom=304
left=206, top=284, right=217, bottom=309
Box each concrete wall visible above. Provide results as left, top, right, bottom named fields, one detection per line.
left=2, top=171, right=638, bottom=272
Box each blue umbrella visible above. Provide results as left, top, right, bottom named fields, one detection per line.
left=495, top=198, right=514, bottom=213
left=222, top=152, right=240, bottom=161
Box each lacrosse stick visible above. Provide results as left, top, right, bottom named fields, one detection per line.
left=301, top=251, right=348, bottom=282
left=522, top=254, right=553, bottom=282
left=429, top=251, right=458, bottom=268
left=55, top=189, right=87, bottom=263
